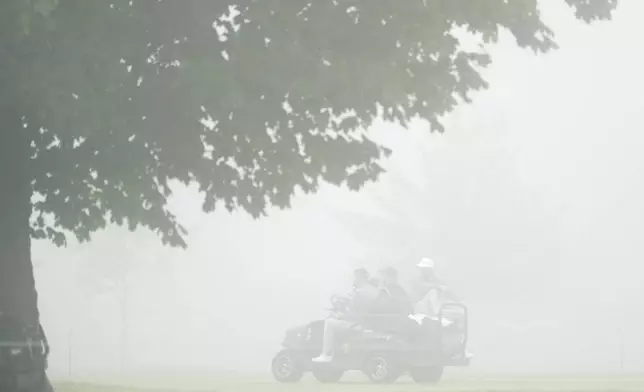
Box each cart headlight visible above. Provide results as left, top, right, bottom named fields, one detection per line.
left=9, top=347, right=23, bottom=356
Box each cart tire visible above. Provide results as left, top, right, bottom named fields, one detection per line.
left=410, top=366, right=444, bottom=384
left=312, top=367, right=344, bottom=383
left=271, top=350, right=304, bottom=383
left=363, top=353, right=400, bottom=384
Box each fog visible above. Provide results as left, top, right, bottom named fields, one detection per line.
left=32, top=0, right=644, bottom=382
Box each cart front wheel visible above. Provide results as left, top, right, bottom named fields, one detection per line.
left=271, top=350, right=304, bottom=383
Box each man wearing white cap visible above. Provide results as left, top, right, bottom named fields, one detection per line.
left=410, top=257, right=446, bottom=318
left=416, top=256, right=437, bottom=270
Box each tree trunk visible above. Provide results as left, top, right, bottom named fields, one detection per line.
left=0, top=111, right=53, bottom=391
left=119, top=278, right=129, bottom=374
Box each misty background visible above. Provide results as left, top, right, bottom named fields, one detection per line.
left=31, top=1, right=644, bottom=379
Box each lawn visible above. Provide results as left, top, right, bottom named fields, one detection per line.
left=53, top=374, right=644, bottom=392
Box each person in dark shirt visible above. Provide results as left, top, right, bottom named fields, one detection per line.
left=373, top=267, right=412, bottom=315
left=356, top=267, right=415, bottom=336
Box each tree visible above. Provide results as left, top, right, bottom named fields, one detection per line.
left=0, top=0, right=616, bottom=389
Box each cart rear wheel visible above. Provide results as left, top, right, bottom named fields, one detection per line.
left=363, top=353, right=400, bottom=384
left=410, top=366, right=444, bottom=384
left=312, top=367, right=344, bottom=383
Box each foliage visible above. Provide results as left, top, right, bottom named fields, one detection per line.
left=0, top=0, right=618, bottom=249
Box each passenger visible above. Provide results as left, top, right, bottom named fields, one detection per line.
left=411, top=257, right=454, bottom=318
left=362, top=267, right=417, bottom=336
left=410, top=257, right=441, bottom=299
left=381, top=267, right=409, bottom=301
left=312, top=268, right=380, bottom=363
left=373, top=267, right=412, bottom=315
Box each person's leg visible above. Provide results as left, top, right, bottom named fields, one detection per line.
left=321, top=318, right=339, bottom=356
left=313, top=318, right=352, bottom=362
left=415, top=289, right=440, bottom=318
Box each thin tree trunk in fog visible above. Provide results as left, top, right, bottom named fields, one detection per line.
left=0, top=111, right=53, bottom=391
left=68, top=328, right=73, bottom=378
left=119, top=278, right=129, bottom=374
left=618, top=327, right=624, bottom=371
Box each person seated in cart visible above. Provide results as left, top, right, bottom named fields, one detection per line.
left=312, top=268, right=381, bottom=363
left=313, top=267, right=414, bottom=363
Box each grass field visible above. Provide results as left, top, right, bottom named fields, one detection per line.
left=52, top=374, right=644, bottom=392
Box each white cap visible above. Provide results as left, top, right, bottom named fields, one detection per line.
left=416, top=257, right=435, bottom=269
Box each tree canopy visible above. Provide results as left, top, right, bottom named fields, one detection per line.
left=1, top=0, right=617, bottom=250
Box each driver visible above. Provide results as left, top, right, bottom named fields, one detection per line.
left=312, top=268, right=380, bottom=363
left=352, top=268, right=370, bottom=291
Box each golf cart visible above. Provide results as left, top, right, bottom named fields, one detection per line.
left=271, top=296, right=470, bottom=384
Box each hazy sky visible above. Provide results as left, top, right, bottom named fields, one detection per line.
left=32, top=0, right=644, bottom=381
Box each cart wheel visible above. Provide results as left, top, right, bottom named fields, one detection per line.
left=271, top=350, right=304, bottom=383
left=363, top=353, right=400, bottom=384
left=312, top=367, right=344, bottom=383
left=410, top=366, right=444, bottom=384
